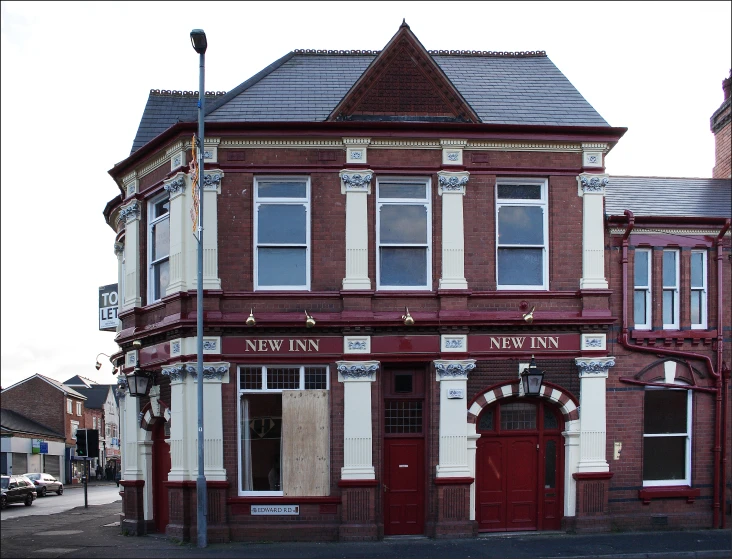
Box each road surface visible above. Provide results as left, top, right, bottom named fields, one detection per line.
left=1, top=484, right=121, bottom=519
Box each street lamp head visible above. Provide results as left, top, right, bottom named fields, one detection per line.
left=190, top=29, right=207, bottom=54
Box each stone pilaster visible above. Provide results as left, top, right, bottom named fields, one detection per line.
left=437, top=171, right=469, bottom=290
left=201, top=170, right=224, bottom=291
left=118, top=200, right=141, bottom=310
left=575, top=357, right=615, bottom=472
left=577, top=174, right=609, bottom=289
left=337, top=360, right=379, bottom=479
left=340, top=170, right=373, bottom=290
left=434, top=359, right=475, bottom=477
left=163, top=172, right=189, bottom=295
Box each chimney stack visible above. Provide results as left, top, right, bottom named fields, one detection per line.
left=711, top=70, right=731, bottom=178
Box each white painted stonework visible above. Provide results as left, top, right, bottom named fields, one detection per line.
left=340, top=169, right=373, bottom=290
left=434, top=359, right=475, bottom=478
left=575, top=357, right=615, bottom=473
left=440, top=139, right=467, bottom=165
left=437, top=170, right=469, bottom=290
left=343, top=137, right=371, bottom=164
left=119, top=200, right=141, bottom=311
left=577, top=173, right=609, bottom=290
left=337, top=361, right=379, bottom=480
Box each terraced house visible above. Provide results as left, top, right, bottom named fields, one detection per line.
left=102, top=23, right=731, bottom=541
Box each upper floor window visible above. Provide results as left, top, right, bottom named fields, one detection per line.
left=376, top=177, right=431, bottom=290
left=662, top=249, right=679, bottom=329
left=67, top=398, right=72, bottom=414
left=643, top=385, right=691, bottom=486
left=495, top=179, right=548, bottom=290
left=76, top=402, right=82, bottom=416
left=71, top=420, right=79, bottom=440
left=690, top=250, right=707, bottom=329
left=254, top=177, right=310, bottom=290
left=148, top=194, right=170, bottom=302
left=634, top=248, right=652, bottom=329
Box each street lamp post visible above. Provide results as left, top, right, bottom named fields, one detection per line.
left=190, top=27, right=208, bottom=549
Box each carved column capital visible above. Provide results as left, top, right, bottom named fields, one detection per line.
left=337, top=360, right=380, bottom=381
left=340, top=169, right=374, bottom=194
left=118, top=201, right=141, bottom=224
left=163, top=172, right=187, bottom=199
left=434, top=359, right=476, bottom=380
left=202, top=170, right=224, bottom=192
left=575, top=356, right=616, bottom=378
left=113, top=241, right=124, bottom=256
left=437, top=170, right=470, bottom=195
left=577, top=173, right=609, bottom=196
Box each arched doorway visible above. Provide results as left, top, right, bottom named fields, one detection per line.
left=476, top=397, right=564, bottom=532
left=151, top=419, right=171, bottom=534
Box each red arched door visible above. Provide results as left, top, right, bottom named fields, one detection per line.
left=151, top=420, right=171, bottom=533
left=476, top=398, right=563, bottom=532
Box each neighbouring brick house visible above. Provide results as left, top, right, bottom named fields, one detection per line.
left=102, top=23, right=731, bottom=542
left=1, top=408, right=66, bottom=480
left=1, top=374, right=88, bottom=483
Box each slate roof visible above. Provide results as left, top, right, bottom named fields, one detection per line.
left=1, top=374, right=87, bottom=399
left=0, top=408, right=65, bottom=439
left=130, top=50, right=610, bottom=154
left=73, top=385, right=114, bottom=409
left=605, top=176, right=732, bottom=218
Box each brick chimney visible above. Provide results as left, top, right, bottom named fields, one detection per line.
left=711, top=70, right=731, bottom=178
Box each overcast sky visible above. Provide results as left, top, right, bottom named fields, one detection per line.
left=1, top=1, right=730, bottom=390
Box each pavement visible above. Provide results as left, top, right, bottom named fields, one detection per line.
left=1, top=496, right=730, bottom=559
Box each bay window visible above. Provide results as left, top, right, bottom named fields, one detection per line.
left=662, top=249, right=679, bottom=329
left=148, top=194, right=170, bottom=302
left=496, top=179, right=548, bottom=290
left=634, top=249, right=651, bottom=329
left=690, top=250, right=707, bottom=329
left=238, top=365, right=329, bottom=496
left=254, top=177, right=310, bottom=290
left=376, top=177, right=431, bottom=290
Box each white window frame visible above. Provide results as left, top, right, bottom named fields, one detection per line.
left=690, top=249, right=707, bottom=329
left=147, top=192, right=170, bottom=303
left=495, top=178, right=548, bottom=291
left=67, top=398, right=72, bottom=414
left=76, top=402, right=82, bottom=416
left=71, top=420, right=79, bottom=440
left=642, top=384, right=691, bottom=487
left=376, top=176, right=432, bottom=291
left=253, top=176, right=311, bottom=291
left=236, top=364, right=329, bottom=496
left=662, top=249, right=680, bottom=329
left=634, top=248, right=652, bottom=330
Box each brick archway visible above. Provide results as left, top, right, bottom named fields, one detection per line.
left=139, top=399, right=171, bottom=431
left=467, top=380, right=579, bottom=425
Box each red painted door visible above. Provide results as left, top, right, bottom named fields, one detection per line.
left=384, top=438, right=424, bottom=535
left=152, top=421, right=171, bottom=533
left=477, top=435, right=538, bottom=531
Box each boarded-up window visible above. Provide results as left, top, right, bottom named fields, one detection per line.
left=282, top=390, right=329, bottom=496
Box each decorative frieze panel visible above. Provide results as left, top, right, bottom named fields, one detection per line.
left=581, top=334, right=606, bottom=351
left=440, top=139, right=467, bottom=165
left=575, top=357, right=615, bottom=378
left=343, top=137, right=371, bottom=164
left=344, top=336, right=371, bottom=354
left=441, top=335, right=467, bottom=352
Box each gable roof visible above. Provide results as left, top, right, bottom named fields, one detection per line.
left=328, top=21, right=479, bottom=123
left=63, top=375, right=98, bottom=388
left=1, top=374, right=87, bottom=399
left=1, top=408, right=65, bottom=440
left=605, top=176, right=732, bottom=218
left=72, top=385, right=114, bottom=409
left=129, top=26, right=610, bottom=154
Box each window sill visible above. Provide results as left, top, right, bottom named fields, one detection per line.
left=638, top=486, right=700, bottom=504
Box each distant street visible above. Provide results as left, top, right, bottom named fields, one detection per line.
left=0, top=484, right=120, bottom=519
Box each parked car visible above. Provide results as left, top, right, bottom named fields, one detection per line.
left=23, top=473, right=63, bottom=497
left=1, top=475, right=37, bottom=509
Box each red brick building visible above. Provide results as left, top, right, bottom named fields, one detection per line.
left=103, top=24, right=731, bottom=541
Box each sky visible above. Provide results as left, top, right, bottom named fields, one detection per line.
left=1, top=1, right=730, bottom=390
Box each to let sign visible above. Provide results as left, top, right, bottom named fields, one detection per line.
left=99, top=283, right=119, bottom=331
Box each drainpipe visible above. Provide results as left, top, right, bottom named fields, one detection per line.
left=618, top=211, right=729, bottom=528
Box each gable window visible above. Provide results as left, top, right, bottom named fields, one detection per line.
left=148, top=194, right=170, bottom=302
left=376, top=177, right=431, bottom=290
left=643, top=385, right=691, bottom=486
left=662, top=249, right=679, bottom=329
left=690, top=250, right=707, bottom=329
left=67, top=398, right=72, bottom=414
left=254, top=177, right=310, bottom=290
left=634, top=248, right=652, bottom=329
left=495, top=179, right=548, bottom=290
left=238, top=365, right=329, bottom=496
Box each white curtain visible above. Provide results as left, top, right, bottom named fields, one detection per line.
left=241, top=397, right=253, bottom=491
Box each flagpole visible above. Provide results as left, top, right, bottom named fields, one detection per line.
left=190, top=28, right=208, bottom=549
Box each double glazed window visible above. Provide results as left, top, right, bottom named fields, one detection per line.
left=238, top=365, right=329, bottom=496
left=254, top=178, right=310, bottom=290
left=643, top=386, right=691, bottom=485
left=496, top=179, right=548, bottom=290
left=376, top=178, right=431, bottom=290
left=148, top=195, right=170, bottom=302
left=662, top=250, right=679, bottom=329
left=634, top=249, right=652, bottom=329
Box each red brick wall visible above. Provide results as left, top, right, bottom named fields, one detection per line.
left=1, top=377, right=71, bottom=441
left=712, top=119, right=730, bottom=178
